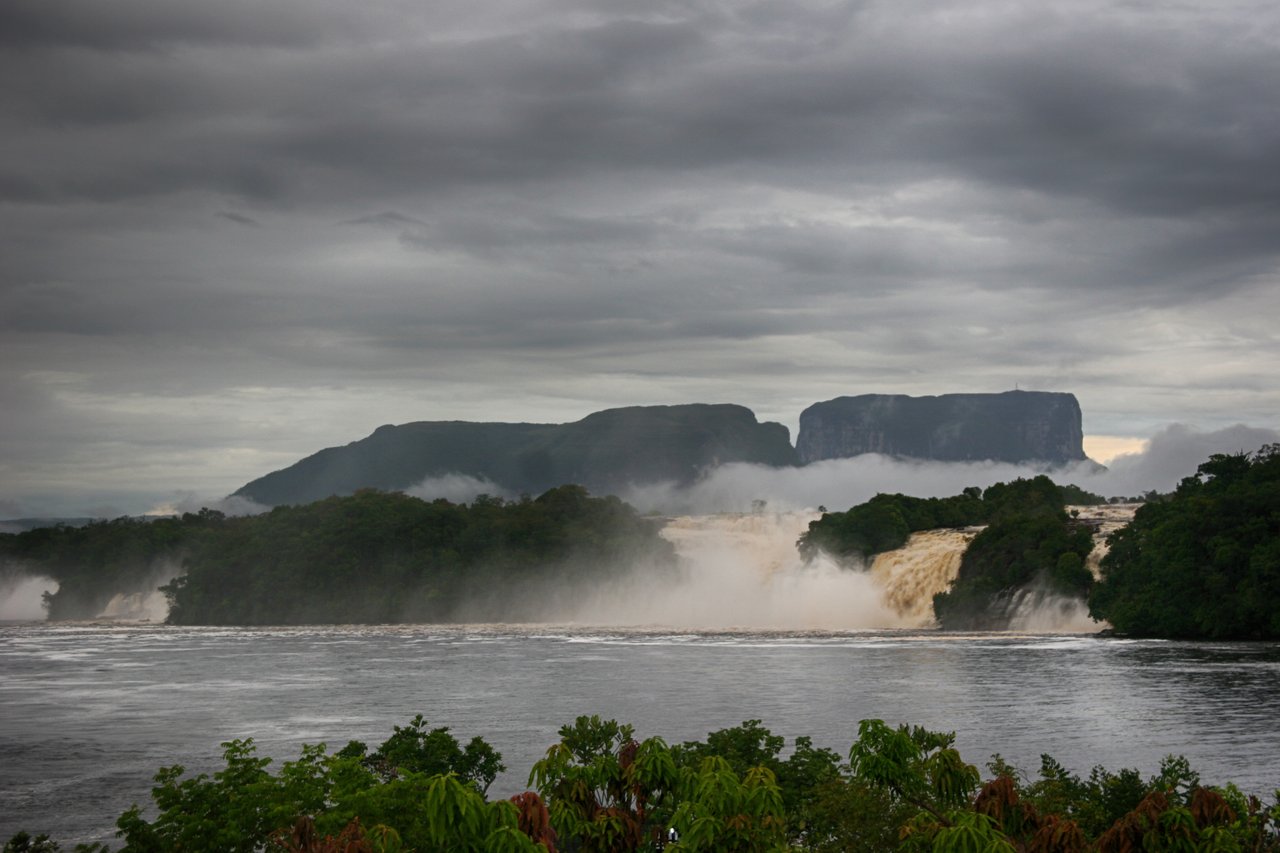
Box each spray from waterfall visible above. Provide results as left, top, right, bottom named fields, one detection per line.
left=92, top=559, right=181, bottom=622
left=97, top=589, right=170, bottom=621
left=560, top=512, right=976, bottom=630
left=0, top=573, right=59, bottom=621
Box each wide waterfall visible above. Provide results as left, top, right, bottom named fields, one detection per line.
left=610, top=512, right=974, bottom=630
left=0, top=506, right=1131, bottom=629
left=647, top=507, right=1129, bottom=632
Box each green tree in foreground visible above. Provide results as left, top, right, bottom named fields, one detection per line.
left=8, top=717, right=1280, bottom=852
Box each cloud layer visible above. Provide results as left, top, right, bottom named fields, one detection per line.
left=2, top=0, right=1278, bottom=515
left=622, top=423, right=1280, bottom=515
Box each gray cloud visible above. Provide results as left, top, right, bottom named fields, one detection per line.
left=217, top=211, right=261, bottom=227
left=1, top=0, right=1278, bottom=515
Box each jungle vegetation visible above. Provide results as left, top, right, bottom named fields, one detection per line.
left=799, top=476, right=1102, bottom=630
left=1089, top=445, right=1280, bottom=639
left=7, top=716, right=1278, bottom=852
left=0, top=486, right=676, bottom=624
left=797, top=478, right=1103, bottom=565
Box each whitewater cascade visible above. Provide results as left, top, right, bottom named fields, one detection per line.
left=869, top=529, right=978, bottom=624
left=631, top=513, right=973, bottom=630
left=1075, top=503, right=1139, bottom=578
left=97, top=590, right=169, bottom=622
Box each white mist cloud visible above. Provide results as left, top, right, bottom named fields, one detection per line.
left=622, top=456, right=1068, bottom=515
left=146, top=493, right=271, bottom=517
left=0, top=572, right=58, bottom=621
left=620, top=422, right=1280, bottom=514
left=405, top=474, right=512, bottom=504
left=1091, top=423, right=1280, bottom=497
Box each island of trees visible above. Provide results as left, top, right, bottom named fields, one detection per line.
left=798, top=476, right=1101, bottom=630
left=7, top=714, right=1279, bottom=852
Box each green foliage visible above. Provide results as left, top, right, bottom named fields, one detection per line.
left=1058, top=483, right=1108, bottom=506
left=673, top=720, right=843, bottom=846
left=668, top=758, right=787, bottom=852
left=933, top=510, right=1095, bottom=630
left=799, top=778, right=915, bottom=853
left=106, top=718, right=523, bottom=853
left=799, top=489, right=986, bottom=563
left=848, top=720, right=981, bottom=818
left=351, top=714, right=504, bottom=794
left=799, top=475, right=1075, bottom=565
left=799, top=475, right=1105, bottom=629
left=1090, top=445, right=1280, bottom=638
left=13, top=716, right=1280, bottom=853
left=528, top=715, right=679, bottom=852
left=1, top=487, right=677, bottom=625
left=0, top=511, right=225, bottom=619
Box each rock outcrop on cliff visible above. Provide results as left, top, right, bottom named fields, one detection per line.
left=235, top=404, right=797, bottom=506
left=795, top=391, right=1087, bottom=465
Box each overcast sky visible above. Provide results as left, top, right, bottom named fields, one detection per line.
left=3, top=0, right=1279, bottom=517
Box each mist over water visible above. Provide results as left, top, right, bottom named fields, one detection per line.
left=90, top=561, right=180, bottom=623
left=566, top=513, right=981, bottom=631
left=579, top=512, right=903, bottom=629
left=1005, top=587, right=1100, bottom=633
left=96, top=589, right=169, bottom=622
left=0, top=573, right=57, bottom=621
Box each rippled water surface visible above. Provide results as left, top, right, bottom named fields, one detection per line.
left=2, top=623, right=1278, bottom=845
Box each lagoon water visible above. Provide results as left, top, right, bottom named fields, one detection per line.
left=2, top=622, right=1279, bottom=846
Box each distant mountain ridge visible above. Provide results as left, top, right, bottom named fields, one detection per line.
left=796, top=391, right=1087, bottom=466
left=235, top=404, right=796, bottom=506
left=234, top=393, right=1089, bottom=507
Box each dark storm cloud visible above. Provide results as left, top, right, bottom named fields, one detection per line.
left=2, top=0, right=1279, bottom=513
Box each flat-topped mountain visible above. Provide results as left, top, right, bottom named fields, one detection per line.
left=235, top=404, right=797, bottom=506
left=796, top=391, right=1087, bottom=466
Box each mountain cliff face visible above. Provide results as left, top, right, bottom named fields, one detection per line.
left=795, top=391, right=1087, bottom=465
left=235, top=404, right=797, bottom=506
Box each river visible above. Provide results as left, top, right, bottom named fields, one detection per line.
left=2, top=622, right=1279, bottom=846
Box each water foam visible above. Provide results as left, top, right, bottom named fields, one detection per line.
left=870, top=529, right=977, bottom=624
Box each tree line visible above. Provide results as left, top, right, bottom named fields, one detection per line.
left=8, top=715, right=1278, bottom=852
left=0, top=486, right=676, bottom=624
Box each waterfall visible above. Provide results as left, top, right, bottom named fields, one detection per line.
left=869, top=529, right=978, bottom=624
left=580, top=512, right=974, bottom=630
left=97, top=589, right=169, bottom=622
left=1075, top=503, right=1139, bottom=579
